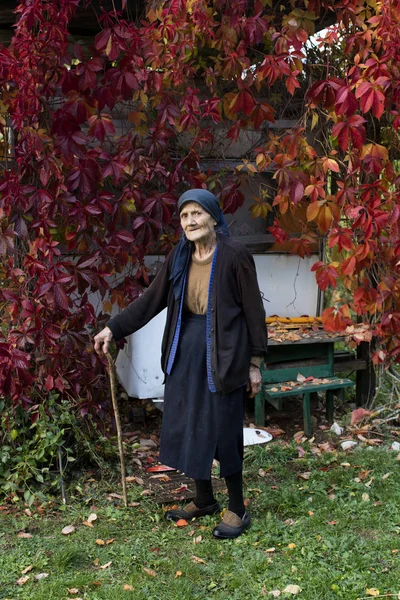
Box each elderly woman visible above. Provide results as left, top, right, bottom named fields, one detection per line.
left=94, top=189, right=267, bottom=539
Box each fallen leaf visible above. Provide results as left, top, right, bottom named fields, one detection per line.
left=298, top=472, right=311, bottom=480
left=293, top=431, right=305, bottom=442
left=123, top=584, right=134, bottom=590
left=21, top=565, right=33, bottom=575
left=34, top=573, right=49, bottom=581
left=93, top=558, right=99, bottom=566
left=149, top=474, right=171, bottom=482
left=192, top=555, right=206, bottom=564
left=96, top=539, right=105, bottom=545
left=265, top=547, right=276, bottom=553
left=297, top=373, right=306, bottom=383
left=194, top=535, right=202, bottom=544
left=175, top=519, right=189, bottom=527
left=140, top=489, right=153, bottom=496
left=61, top=525, right=75, bottom=535
left=87, top=513, right=97, bottom=524
left=99, top=561, right=112, bottom=569
left=82, top=521, right=93, bottom=528
left=17, top=575, right=30, bottom=585
left=351, top=407, right=371, bottom=426
left=175, top=571, right=182, bottom=578
left=24, top=508, right=32, bottom=517
left=67, top=589, right=79, bottom=594
left=143, top=568, right=156, bottom=576
left=171, top=484, right=188, bottom=493
left=126, top=476, right=144, bottom=485
left=17, top=532, right=33, bottom=539
left=106, top=539, right=115, bottom=545
left=282, top=584, right=301, bottom=595
left=366, top=589, right=380, bottom=597
left=287, top=543, right=296, bottom=549
left=269, top=591, right=281, bottom=597
left=106, top=493, right=123, bottom=500
left=362, top=493, right=370, bottom=502
left=381, top=472, right=391, bottom=480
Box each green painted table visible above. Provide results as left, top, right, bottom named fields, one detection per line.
left=255, top=331, right=355, bottom=435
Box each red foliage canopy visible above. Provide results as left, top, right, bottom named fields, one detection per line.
left=0, top=0, right=400, bottom=411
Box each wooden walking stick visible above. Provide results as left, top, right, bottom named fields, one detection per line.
left=106, top=352, right=128, bottom=508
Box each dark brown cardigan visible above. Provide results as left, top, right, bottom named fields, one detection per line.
left=107, top=235, right=268, bottom=395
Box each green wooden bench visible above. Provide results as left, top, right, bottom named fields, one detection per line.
left=254, top=334, right=355, bottom=436
left=259, top=377, right=354, bottom=437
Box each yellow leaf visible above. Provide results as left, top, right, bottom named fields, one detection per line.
left=287, top=543, right=297, bottom=549
left=311, top=112, right=319, bottom=130
left=21, top=565, right=33, bottom=575
left=175, top=571, right=183, bottom=578
left=366, top=589, right=380, bottom=597
left=96, top=539, right=105, bottom=546
left=143, top=568, right=157, bottom=576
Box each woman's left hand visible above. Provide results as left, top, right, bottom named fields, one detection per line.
left=247, top=365, right=262, bottom=398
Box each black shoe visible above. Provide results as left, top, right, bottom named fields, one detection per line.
left=165, top=500, right=220, bottom=522
left=212, top=510, right=251, bottom=539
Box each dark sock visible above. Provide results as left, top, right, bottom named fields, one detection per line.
left=194, top=479, right=216, bottom=508
left=225, top=470, right=245, bottom=518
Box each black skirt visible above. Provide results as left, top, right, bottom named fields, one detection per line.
left=159, top=312, right=244, bottom=480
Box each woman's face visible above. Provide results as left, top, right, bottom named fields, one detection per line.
left=180, top=201, right=217, bottom=244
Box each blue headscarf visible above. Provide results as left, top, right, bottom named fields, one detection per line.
left=170, top=189, right=229, bottom=300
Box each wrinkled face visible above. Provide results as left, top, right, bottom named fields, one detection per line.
left=180, top=201, right=217, bottom=244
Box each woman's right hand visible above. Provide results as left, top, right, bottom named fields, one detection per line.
left=94, top=326, right=113, bottom=355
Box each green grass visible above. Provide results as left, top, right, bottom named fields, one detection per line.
left=1, top=443, right=400, bottom=600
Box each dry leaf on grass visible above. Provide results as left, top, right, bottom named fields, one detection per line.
left=193, top=535, right=202, bottom=544
left=123, top=584, right=134, bottom=590
left=175, top=571, right=182, bottom=578
left=16, top=575, right=30, bottom=585
left=143, top=568, right=156, bottom=576
left=176, top=519, right=189, bottom=527
left=96, top=539, right=105, bottom=545
left=351, top=407, right=371, bottom=426
left=365, top=589, right=380, bottom=597
left=268, top=591, right=281, bottom=597
left=21, top=565, right=33, bottom=575
left=61, top=525, right=75, bottom=535
left=126, top=476, right=144, bottom=485
left=192, top=555, right=206, bottom=564
left=287, top=543, right=296, bottom=549
left=67, top=589, right=79, bottom=594
left=17, top=532, right=33, bottom=538
left=283, top=584, right=301, bottom=594
left=106, top=493, right=123, bottom=500
left=34, top=573, right=49, bottom=581
left=298, top=472, right=311, bottom=480
left=99, top=561, right=112, bottom=570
